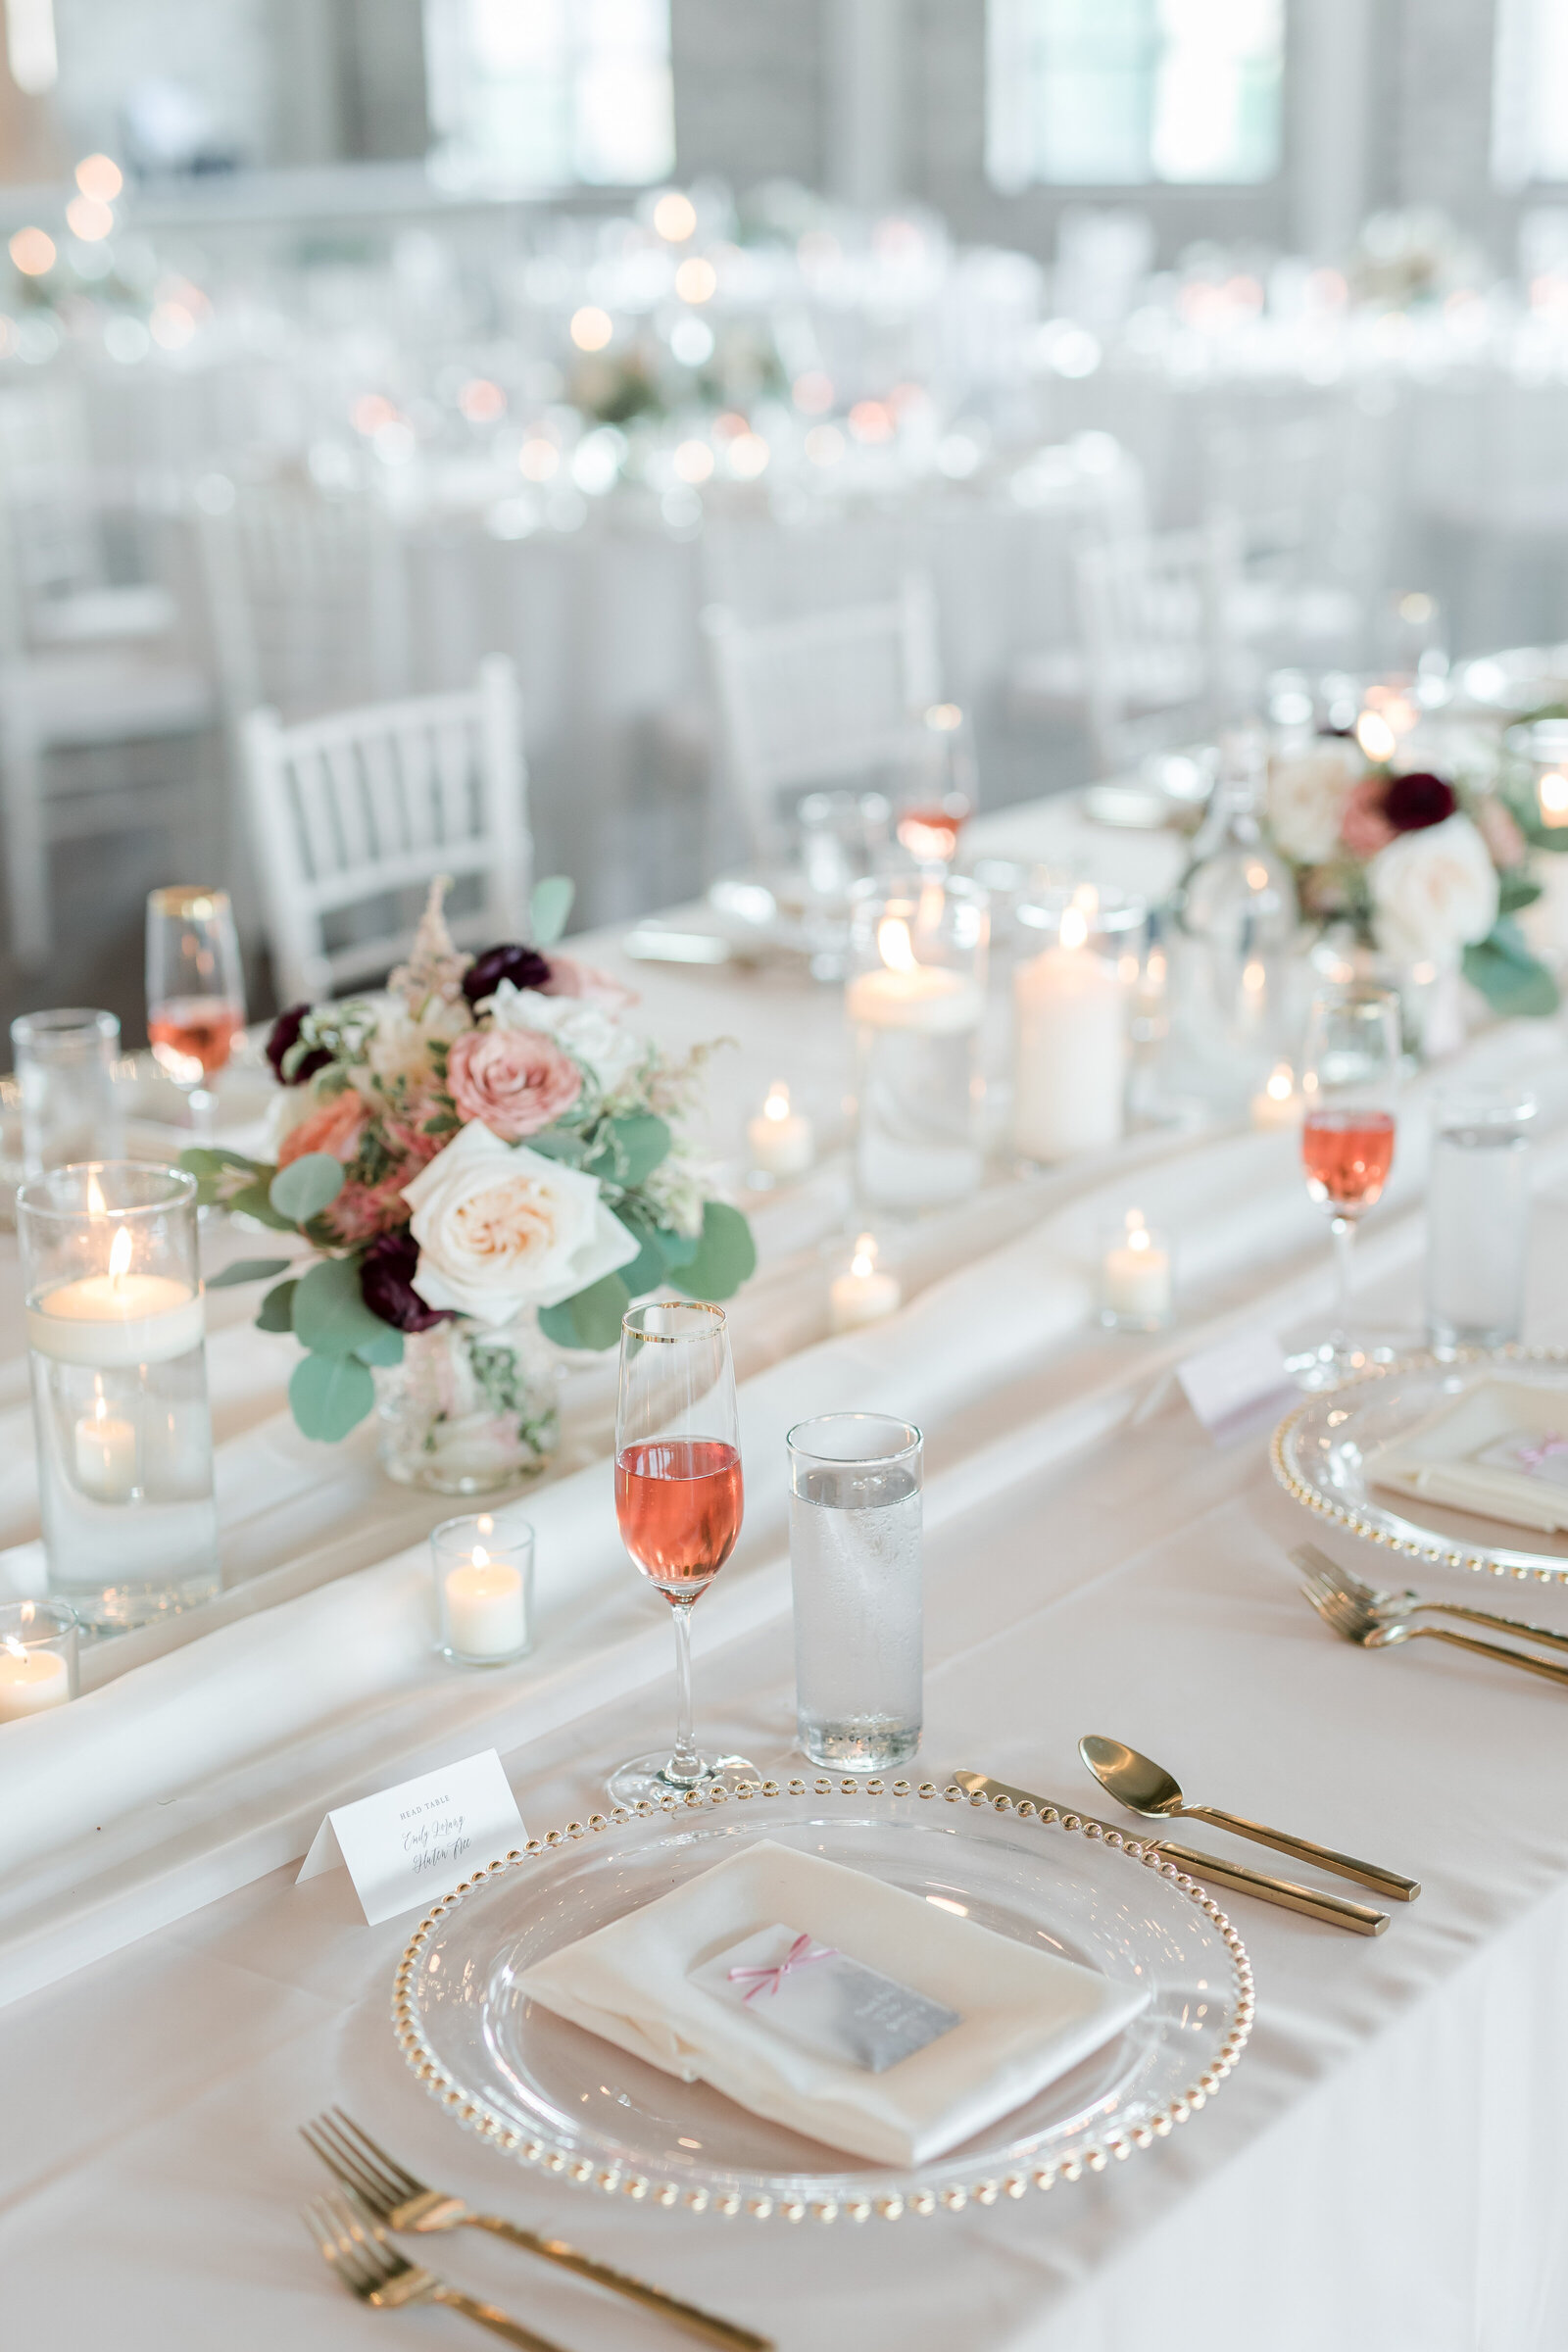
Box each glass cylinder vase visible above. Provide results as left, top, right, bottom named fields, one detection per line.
left=376, top=1316, right=562, bottom=1495
left=18, top=1162, right=219, bottom=1634
left=11, top=1008, right=123, bottom=1176
left=846, top=872, right=988, bottom=1211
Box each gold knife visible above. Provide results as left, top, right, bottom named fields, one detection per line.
left=954, top=1772, right=1391, bottom=1936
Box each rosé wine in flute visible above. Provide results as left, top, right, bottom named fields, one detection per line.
left=145, top=887, right=247, bottom=1138
left=148, top=997, right=247, bottom=1083
left=609, top=1301, right=759, bottom=1805
left=1301, top=1108, right=1396, bottom=1213
left=614, top=1439, right=743, bottom=1595
left=895, top=804, right=966, bottom=866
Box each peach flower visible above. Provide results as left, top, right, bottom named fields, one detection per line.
left=1340, top=775, right=1396, bottom=859
left=276, top=1092, right=366, bottom=1169
left=448, top=1027, right=582, bottom=1142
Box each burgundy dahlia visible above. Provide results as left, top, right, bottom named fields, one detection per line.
left=359, top=1230, right=454, bottom=1333
left=1383, top=771, right=1456, bottom=834
left=461, top=942, right=554, bottom=1008
left=266, top=1004, right=331, bottom=1086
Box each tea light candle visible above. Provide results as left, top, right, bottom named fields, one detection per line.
left=829, top=1234, right=903, bottom=1333
left=1102, top=1212, right=1172, bottom=1324
left=74, top=1391, right=138, bottom=1501
left=444, top=1544, right=527, bottom=1659
left=1251, top=1061, right=1304, bottom=1130
left=0, top=1637, right=71, bottom=1721
left=25, top=1225, right=203, bottom=1367
left=748, top=1081, right=814, bottom=1178
left=1013, top=906, right=1128, bottom=1161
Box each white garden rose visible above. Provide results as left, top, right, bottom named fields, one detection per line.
left=485, top=981, right=647, bottom=1096
left=1368, top=813, right=1499, bottom=969
left=402, top=1120, right=640, bottom=1325
left=1265, top=742, right=1361, bottom=863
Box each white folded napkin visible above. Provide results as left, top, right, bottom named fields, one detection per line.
left=517, top=1838, right=1149, bottom=2166
left=1366, top=1378, right=1568, bottom=1536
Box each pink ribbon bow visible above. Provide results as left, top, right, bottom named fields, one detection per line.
left=727, top=1932, right=837, bottom=2003
left=1517, top=1432, right=1568, bottom=1471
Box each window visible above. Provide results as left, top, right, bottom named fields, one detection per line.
left=424, top=0, right=674, bottom=191
left=987, top=0, right=1284, bottom=192
left=1493, top=0, right=1568, bottom=187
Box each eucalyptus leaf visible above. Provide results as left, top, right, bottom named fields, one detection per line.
left=270, top=1152, right=346, bottom=1224
left=227, top=1180, right=298, bottom=1233
left=1463, top=929, right=1560, bottom=1017
left=673, top=1201, right=757, bottom=1301
left=206, top=1255, right=293, bottom=1290
left=653, top=1224, right=701, bottom=1271
left=289, top=1349, right=376, bottom=1442
left=530, top=873, right=575, bottom=948
left=616, top=1227, right=669, bottom=1298
left=587, top=1112, right=670, bottom=1187
left=256, top=1278, right=298, bottom=1333
left=537, top=1271, right=632, bottom=1351
left=527, top=1128, right=587, bottom=1164
left=1498, top=874, right=1544, bottom=915
left=178, top=1146, right=263, bottom=1177
left=292, top=1255, right=392, bottom=1356
left=353, top=1326, right=405, bottom=1367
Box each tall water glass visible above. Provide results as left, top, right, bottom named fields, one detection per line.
left=610, top=1301, right=760, bottom=1805
left=1426, top=1087, right=1536, bottom=1349
left=11, top=1008, right=122, bottom=1176
left=787, top=1413, right=923, bottom=1772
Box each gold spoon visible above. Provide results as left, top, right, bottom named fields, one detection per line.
left=1079, top=1735, right=1421, bottom=1902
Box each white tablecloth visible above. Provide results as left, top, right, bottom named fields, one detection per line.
left=6, top=830, right=1568, bottom=2346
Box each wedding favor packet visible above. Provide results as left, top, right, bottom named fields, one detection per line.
left=517, top=1839, right=1149, bottom=2166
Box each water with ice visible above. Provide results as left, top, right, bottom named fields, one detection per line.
left=790, top=1460, right=922, bottom=1771
left=1426, top=1115, right=1532, bottom=1348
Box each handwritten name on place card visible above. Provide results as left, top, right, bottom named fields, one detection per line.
left=297, top=1749, right=525, bottom=1927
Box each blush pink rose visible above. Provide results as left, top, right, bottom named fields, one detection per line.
left=1340, top=775, right=1397, bottom=859
left=1476, top=794, right=1528, bottom=869
left=276, top=1092, right=367, bottom=1169
left=447, top=1026, right=582, bottom=1142
left=539, top=954, right=638, bottom=1011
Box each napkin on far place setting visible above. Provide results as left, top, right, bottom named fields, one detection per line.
left=517, top=1838, right=1149, bottom=2167
left=1365, top=1378, right=1568, bottom=1536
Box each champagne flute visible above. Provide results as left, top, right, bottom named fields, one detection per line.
left=1298, top=984, right=1400, bottom=1386
left=894, top=703, right=974, bottom=872
left=610, top=1300, right=760, bottom=1805
left=145, top=888, right=247, bottom=1139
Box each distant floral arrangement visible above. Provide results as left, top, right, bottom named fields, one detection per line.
left=183, top=879, right=754, bottom=1443
left=1264, top=738, right=1557, bottom=1016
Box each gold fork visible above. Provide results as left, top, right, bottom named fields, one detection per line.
left=302, top=2110, right=770, bottom=2352
left=1300, top=1578, right=1568, bottom=1689
left=1293, top=1542, right=1568, bottom=1654
left=302, top=2191, right=565, bottom=2348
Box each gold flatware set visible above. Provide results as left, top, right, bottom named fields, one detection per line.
left=1295, top=1542, right=1568, bottom=1689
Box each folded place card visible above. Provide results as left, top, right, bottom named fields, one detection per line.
left=298, top=1749, right=525, bottom=1927
left=1367, top=1379, right=1568, bottom=1537
left=1177, top=1329, right=1296, bottom=1447
left=518, top=1838, right=1149, bottom=2166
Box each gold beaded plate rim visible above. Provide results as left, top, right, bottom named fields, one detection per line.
left=1271, top=1344, right=1568, bottom=1584
left=391, top=1779, right=1254, bottom=2225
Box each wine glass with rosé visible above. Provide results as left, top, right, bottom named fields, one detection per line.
left=145, top=888, right=247, bottom=1139
left=894, top=703, right=975, bottom=873
left=1298, top=984, right=1401, bottom=1386
left=609, top=1300, right=760, bottom=1806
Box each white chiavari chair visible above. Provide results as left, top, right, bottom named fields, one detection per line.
left=1073, top=517, right=1244, bottom=774
left=241, top=656, right=530, bottom=1004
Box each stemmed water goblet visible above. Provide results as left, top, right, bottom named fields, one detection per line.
left=1297, top=984, right=1401, bottom=1386
left=609, top=1300, right=760, bottom=1806
left=145, top=887, right=247, bottom=1139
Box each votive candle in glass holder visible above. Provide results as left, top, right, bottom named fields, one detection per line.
left=846, top=872, right=988, bottom=1211
left=1100, top=1209, right=1174, bottom=1332
left=0, top=1598, right=79, bottom=1722
left=431, top=1512, right=534, bottom=1665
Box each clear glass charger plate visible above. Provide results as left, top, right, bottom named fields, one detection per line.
left=1272, top=1345, right=1568, bottom=1583
left=394, top=1778, right=1253, bottom=2225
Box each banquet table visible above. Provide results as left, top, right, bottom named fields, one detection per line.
left=6, top=802, right=1568, bottom=2348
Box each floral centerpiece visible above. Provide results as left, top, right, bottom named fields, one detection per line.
left=184, top=881, right=755, bottom=1492
left=1264, top=737, right=1557, bottom=1023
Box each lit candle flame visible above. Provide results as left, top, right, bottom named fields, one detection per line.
left=1540, top=770, right=1568, bottom=827
left=1124, top=1208, right=1150, bottom=1251
left=109, top=1226, right=132, bottom=1287
left=763, top=1082, right=791, bottom=1122
left=1265, top=1062, right=1294, bottom=1102
left=877, top=916, right=917, bottom=973
left=850, top=1231, right=877, bottom=1279
left=1242, top=957, right=1266, bottom=997
left=470, top=1544, right=490, bottom=1570
left=86, top=1171, right=106, bottom=1215
left=2, top=1637, right=26, bottom=1661
left=1059, top=907, right=1089, bottom=952
left=1355, top=710, right=1397, bottom=764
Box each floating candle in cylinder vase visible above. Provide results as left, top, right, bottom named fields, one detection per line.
left=747, top=1081, right=814, bottom=1180
left=432, top=1514, right=534, bottom=1664
left=846, top=878, right=988, bottom=1211
left=829, top=1233, right=903, bottom=1333
left=1013, top=902, right=1129, bottom=1162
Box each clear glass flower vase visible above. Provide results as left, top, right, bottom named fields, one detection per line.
left=376, top=1317, right=561, bottom=1495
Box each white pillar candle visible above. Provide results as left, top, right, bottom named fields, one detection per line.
left=0, top=1640, right=71, bottom=1721
left=1250, top=1061, right=1304, bottom=1130
left=748, top=1081, right=815, bottom=1177
left=444, top=1549, right=528, bottom=1659
left=829, top=1234, right=903, bottom=1332
left=1102, top=1214, right=1172, bottom=1321
left=25, top=1226, right=204, bottom=1367
left=1013, top=910, right=1128, bottom=1161
left=74, top=1395, right=138, bottom=1501
left=848, top=914, right=985, bottom=1209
